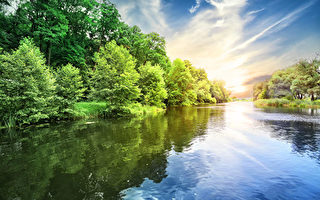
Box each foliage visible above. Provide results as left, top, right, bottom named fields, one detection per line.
left=166, top=59, right=196, bottom=105
left=253, top=58, right=320, bottom=101
left=268, top=67, right=295, bottom=98
left=253, top=81, right=268, bottom=100
left=185, top=60, right=216, bottom=104
left=291, top=60, right=320, bottom=101
left=73, top=102, right=107, bottom=117
left=254, top=98, right=320, bottom=108
left=91, top=41, right=141, bottom=114
left=138, top=62, right=167, bottom=107
left=55, top=64, right=86, bottom=116
left=0, top=38, right=57, bottom=126
left=210, top=80, right=231, bottom=103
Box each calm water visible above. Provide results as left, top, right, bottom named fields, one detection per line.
left=1, top=102, right=320, bottom=200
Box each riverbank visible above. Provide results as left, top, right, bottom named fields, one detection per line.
left=0, top=102, right=165, bottom=129
left=254, top=99, right=320, bottom=108
left=73, top=102, right=165, bottom=118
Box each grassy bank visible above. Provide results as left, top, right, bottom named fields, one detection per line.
left=73, top=102, right=165, bottom=118
left=254, top=99, right=320, bottom=108
left=0, top=102, right=165, bottom=129
left=73, top=102, right=108, bottom=118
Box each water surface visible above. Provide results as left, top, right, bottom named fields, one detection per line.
left=1, top=102, right=320, bottom=199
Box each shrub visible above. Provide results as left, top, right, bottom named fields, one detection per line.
left=0, top=38, right=57, bottom=126
left=138, top=62, right=167, bottom=108
left=55, top=63, right=86, bottom=117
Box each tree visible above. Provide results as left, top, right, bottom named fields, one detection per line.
left=138, top=62, right=167, bottom=107
left=253, top=81, right=269, bottom=100
left=268, top=67, right=295, bottom=99
left=185, top=60, right=215, bottom=103
left=96, top=0, right=121, bottom=46
left=91, top=41, right=141, bottom=110
left=210, top=80, right=230, bottom=103
left=112, top=24, right=170, bottom=71
left=166, top=59, right=196, bottom=105
left=196, top=80, right=216, bottom=103
left=0, top=38, right=57, bottom=126
left=291, top=59, right=320, bottom=100
left=55, top=64, right=86, bottom=115
left=18, top=0, right=69, bottom=65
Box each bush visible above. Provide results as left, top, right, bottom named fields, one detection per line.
left=0, top=38, right=57, bottom=126
left=138, top=62, right=167, bottom=107
left=55, top=63, right=86, bottom=117
left=254, top=98, right=320, bottom=108
left=102, top=103, right=164, bottom=118
left=166, top=59, right=196, bottom=105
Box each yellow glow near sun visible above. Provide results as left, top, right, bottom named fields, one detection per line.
left=224, top=75, right=248, bottom=95
left=231, top=85, right=247, bottom=93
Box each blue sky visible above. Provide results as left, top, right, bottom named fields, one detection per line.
left=111, top=0, right=320, bottom=97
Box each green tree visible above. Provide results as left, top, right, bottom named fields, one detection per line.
left=138, top=62, right=167, bottom=107
left=91, top=41, right=141, bottom=112
left=185, top=60, right=215, bottom=103
left=55, top=64, right=86, bottom=116
left=253, top=81, right=269, bottom=100
left=210, top=80, right=230, bottom=103
left=268, top=67, right=294, bottom=99
left=291, top=59, right=320, bottom=100
left=166, top=59, right=196, bottom=105
left=0, top=38, right=57, bottom=126
left=96, top=0, right=121, bottom=46
left=17, top=0, right=69, bottom=65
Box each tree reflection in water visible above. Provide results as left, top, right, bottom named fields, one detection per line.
left=0, top=105, right=223, bottom=200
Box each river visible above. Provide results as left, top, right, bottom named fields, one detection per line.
left=0, top=102, right=320, bottom=199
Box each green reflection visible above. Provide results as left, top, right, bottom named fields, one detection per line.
left=0, top=106, right=224, bottom=199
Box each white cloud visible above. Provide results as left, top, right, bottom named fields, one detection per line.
left=189, top=0, right=202, bottom=13
left=227, top=1, right=314, bottom=54
left=247, top=8, right=265, bottom=16
left=112, top=0, right=169, bottom=35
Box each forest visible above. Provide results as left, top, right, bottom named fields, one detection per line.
left=0, top=0, right=231, bottom=127
left=253, top=58, right=320, bottom=107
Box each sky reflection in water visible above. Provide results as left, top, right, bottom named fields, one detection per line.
left=123, top=102, right=320, bottom=200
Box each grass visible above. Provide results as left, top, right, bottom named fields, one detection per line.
left=72, top=102, right=165, bottom=118
left=73, top=102, right=108, bottom=118
left=254, top=99, right=320, bottom=108
left=127, top=104, right=165, bottom=117
left=1, top=102, right=165, bottom=129
left=232, top=98, right=253, bottom=102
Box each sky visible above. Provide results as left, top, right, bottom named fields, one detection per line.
left=111, top=0, right=320, bottom=97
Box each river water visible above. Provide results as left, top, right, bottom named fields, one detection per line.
left=0, top=102, right=320, bottom=199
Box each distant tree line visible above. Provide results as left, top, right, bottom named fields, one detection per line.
left=253, top=58, right=320, bottom=101
left=0, top=0, right=230, bottom=126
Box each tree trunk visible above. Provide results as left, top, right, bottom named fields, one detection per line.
left=47, top=42, right=52, bottom=66
left=311, top=94, right=315, bottom=101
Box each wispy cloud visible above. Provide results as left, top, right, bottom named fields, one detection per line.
left=227, top=1, right=314, bottom=54
left=189, top=0, right=202, bottom=13
left=113, top=0, right=169, bottom=35
left=247, top=8, right=265, bottom=16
